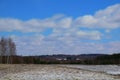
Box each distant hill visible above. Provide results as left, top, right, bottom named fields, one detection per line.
left=1, top=53, right=120, bottom=64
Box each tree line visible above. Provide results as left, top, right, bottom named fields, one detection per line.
left=0, top=37, right=119, bottom=64
left=0, top=53, right=119, bottom=64
left=0, top=37, right=16, bottom=64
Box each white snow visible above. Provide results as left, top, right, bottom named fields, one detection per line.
left=62, top=65, right=120, bottom=75
left=0, top=65, right=120, bottom=80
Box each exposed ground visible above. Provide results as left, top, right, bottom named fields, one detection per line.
left=0, top=64, right=120, bottom=80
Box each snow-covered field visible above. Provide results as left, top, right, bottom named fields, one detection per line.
left=0, top=64, right=120, bottom=80
left=62, top=65, right=120, bottom=75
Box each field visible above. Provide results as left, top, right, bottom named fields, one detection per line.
left=0, top=64, right=120, bottom=80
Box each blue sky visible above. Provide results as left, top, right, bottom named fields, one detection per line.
left=0, top=0, right=120, bottom=20
left=0, top=0, right=120, bottom=55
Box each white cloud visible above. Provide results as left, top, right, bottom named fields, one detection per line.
left=105, top=29, right=111, bottom=33
left=11, top=35, right=120, bottom=55
left=0, top=4, right=120, bottom=32
left=76, top=30, right=102, bottom=40
left=0, top=4, right=120, bottom=55
left=75, top=4, right=120, bottom=29
left=57, top=17, right=72, bottom=28
left=0, top=15, right=73, bottom=32
left=75, top=15, right=97, bottom=27
left=0, top=18, right=23, bottom=31
left=0, top=3, right=119, bottom=33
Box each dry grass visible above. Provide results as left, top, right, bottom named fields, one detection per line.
left=0, top=64, right=119, bottom=80
left=0, top=64, right=12, bottom=70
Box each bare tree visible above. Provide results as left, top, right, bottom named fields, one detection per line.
left=6, top=38, right=9, bottom=64
left=0, top=37, right=6, bottom=63
left=0, top=37, right=16, bottom=64
left=9, top=38, right=16, bottom=64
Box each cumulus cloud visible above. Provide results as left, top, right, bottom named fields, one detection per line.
left=0, top=4, right=120, bottom=32
left=0, top=4, right=120, bottom=55
left=0, top=15, right=72, bottom=32
left=11, top=35, right=120, bottom=55
left=0, top=18, right=23, bottom=31
left=75, top=15, right=97, bottom=27
left=75, top=4, right=120, bottom=29
left=76, top=30, right=102, bottom=40
left=57, top=17, right=72, bottom=28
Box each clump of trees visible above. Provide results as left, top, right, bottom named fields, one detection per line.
left=0, top=37, right=16, bottom=64
left=94, top=53, right=120, bottom=64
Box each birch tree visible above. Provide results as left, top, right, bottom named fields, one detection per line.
left=0, top=37, right=16, bottom=64
left=0, top=37, right=6, bottom=63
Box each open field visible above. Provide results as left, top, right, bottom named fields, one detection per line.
left=0, top=64, right=120, bottom=80
left=61, top=65, right=120, bottom=75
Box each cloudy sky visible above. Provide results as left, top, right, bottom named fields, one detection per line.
left=0, top=0, right=120, bottom=55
